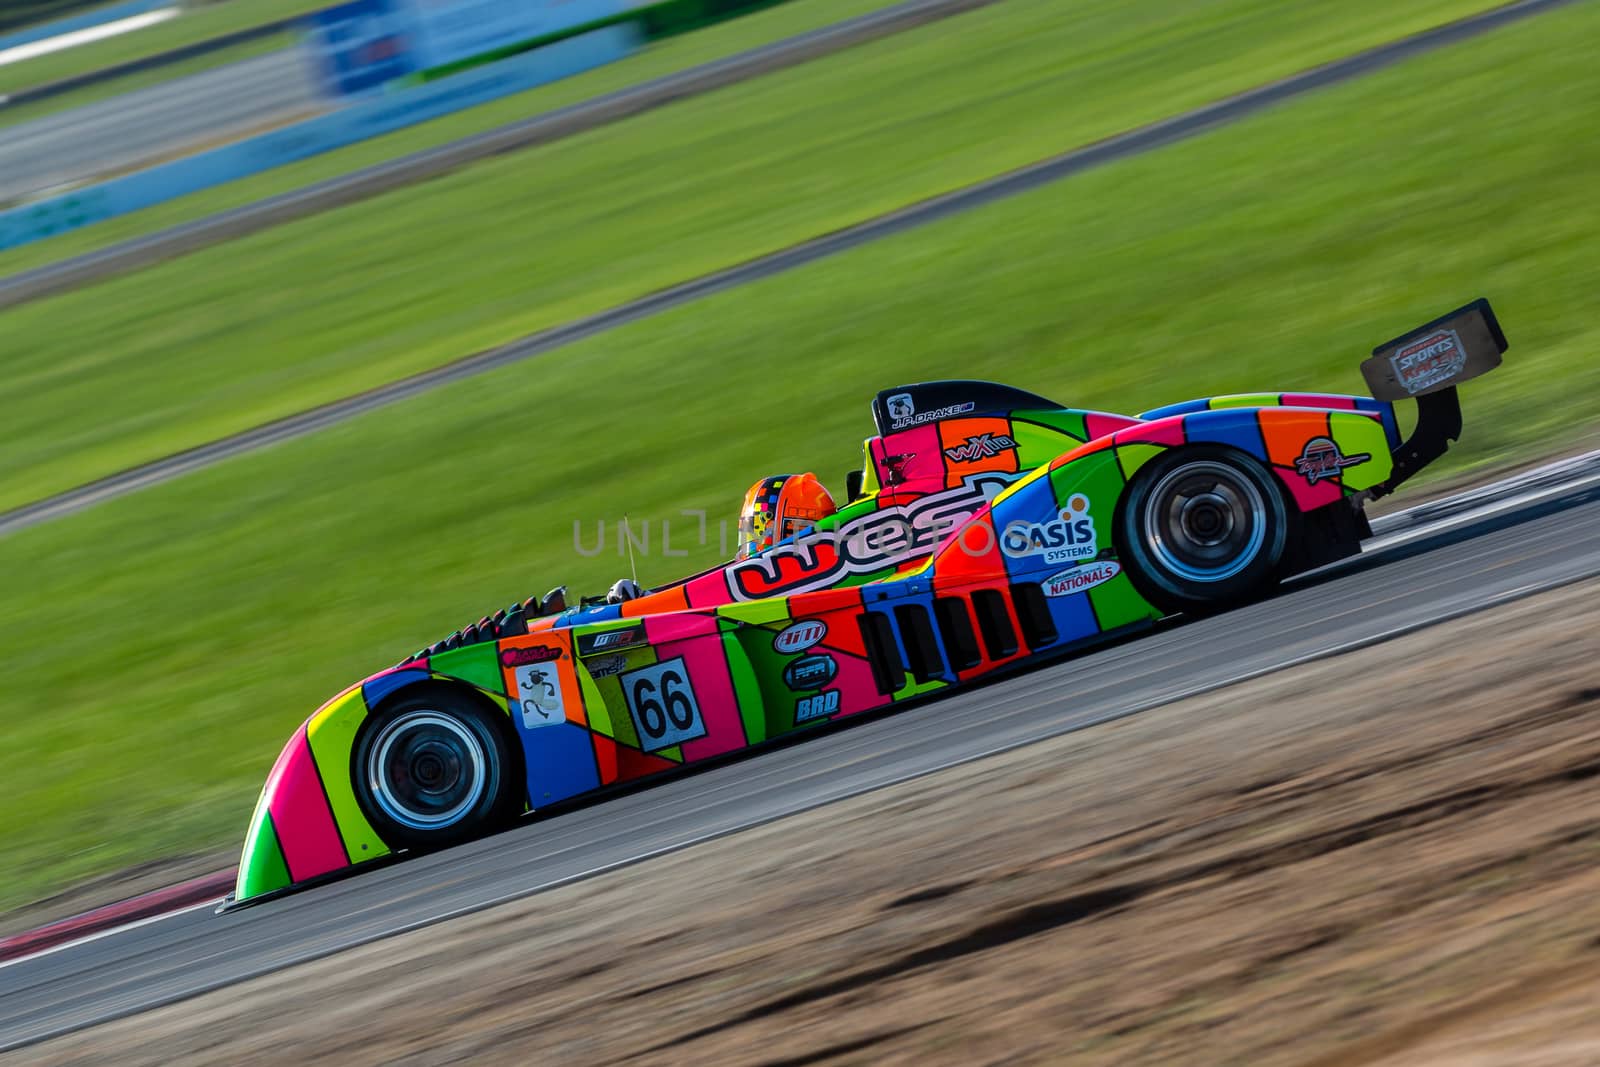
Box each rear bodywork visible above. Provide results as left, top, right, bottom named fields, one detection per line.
left=235, top=300, right=1506, bottom=903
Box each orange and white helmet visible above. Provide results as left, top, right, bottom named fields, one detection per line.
left=736, top=473, right=836, bottom=560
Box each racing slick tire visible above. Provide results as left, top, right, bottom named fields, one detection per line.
left=1116, top=445, right=1290, bottom=615
left=352, top=686, right=521, bottom=850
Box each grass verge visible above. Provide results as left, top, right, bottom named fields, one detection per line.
left=0, top=0, right=1513, bottom=513
left=0, top=0, right=1594, bottom=911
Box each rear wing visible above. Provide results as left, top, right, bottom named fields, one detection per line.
left=1363, top=298, right=1508, bottom=496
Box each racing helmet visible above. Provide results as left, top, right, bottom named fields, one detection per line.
left=736, top=472, right=836, bottom=560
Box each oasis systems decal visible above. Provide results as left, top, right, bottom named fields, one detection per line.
left=1002, top=494, right=1097, bottom=565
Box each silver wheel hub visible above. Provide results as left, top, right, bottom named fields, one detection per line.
left=366, top=710, right=489, bottom=831
left=1143, top=461, right=1267, bottom=583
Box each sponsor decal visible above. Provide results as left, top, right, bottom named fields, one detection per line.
left=891, top=401, right=976, bottom=431
left=795, top=689, right=841, bottom=723
left=586, top=654, right=628, bottom=678
left=620, top=657, right=706, bottom=752
left=885, top=392, right=915, bottom=422
left=783, top=653, right=839, bottom=691
left=730, top=472, right=1018, bottom=601
left=773, top=619, right=828, bottom=654
left=1001, top=494, right=1097, bottom=565
left=1041, top=560, right=1122, bottom=598
left=500, top=645, right=561, bottom=667
left=943, top=432, right=1017, bottom=463
left=1294, top=437, right=1370, bottom=484
left=577, top=625, right=645, bottom=656
left=513, top=664, right=564, bottom=729
left=1389, top=328, right=1466, bottom=395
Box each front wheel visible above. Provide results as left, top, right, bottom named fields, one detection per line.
left=353, top=688, right=520, bottom=850
left=1116, top=445, right=1290, bottom=615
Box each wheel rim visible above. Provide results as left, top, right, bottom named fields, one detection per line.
left=1141, top=460, right=1268, bottom=583
left=365, top=710, right=489, bottom=831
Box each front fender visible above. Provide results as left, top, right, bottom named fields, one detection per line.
left=234, top=656, right=514, bottom=904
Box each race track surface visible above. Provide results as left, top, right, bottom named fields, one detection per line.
left=2, top=469, right=1597, bottom=1052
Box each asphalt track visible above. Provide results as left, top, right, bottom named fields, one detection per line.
left=0, top=0, right=1578, bottom=540
left=2, top=464, right=1598, bottom=1053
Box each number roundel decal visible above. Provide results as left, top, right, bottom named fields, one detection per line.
left=620, top=657, right=706, bottom=753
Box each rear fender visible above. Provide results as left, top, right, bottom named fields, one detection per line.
left=1139, top=393, right=1401, bottom=451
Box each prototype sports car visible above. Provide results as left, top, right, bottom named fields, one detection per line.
left=231, top=300, right=1507, bottom=904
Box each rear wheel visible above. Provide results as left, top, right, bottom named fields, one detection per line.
left=353, top=688, right=520, bottom=850
left=1117, top=445, right=1289, bottom=614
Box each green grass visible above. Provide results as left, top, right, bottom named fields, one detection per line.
left=0, top=0, right=1513, bottom=515
left=0, top=0, right=328, bottom=95
left=0, top=0, right=1596, bottom=911
left=0, top=0, right=924, bottom=272
left=0, top=29, right=294, bottom=130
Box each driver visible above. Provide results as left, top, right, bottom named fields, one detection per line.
left=736, top=473, right=837, bottom=561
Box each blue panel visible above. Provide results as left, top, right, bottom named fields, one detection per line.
left=1137, top=398, right=1212, bottom=421
left=557, top=602, right=623, bottom=629
left=520, top=721, right=602, bottom=808
left=361, top=668, right=430, bottom=709
left=1044, top=583, right=1102, bottom=645
left=1182, top=409, right=1269, bottom=461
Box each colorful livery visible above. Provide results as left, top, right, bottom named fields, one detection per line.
left=232, top=300, right=1507, bottom=904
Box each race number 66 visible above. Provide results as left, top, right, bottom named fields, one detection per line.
left=621, top=657, right=706, bottom=752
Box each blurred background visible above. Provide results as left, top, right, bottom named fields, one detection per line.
left=0, top=0, right=1595, bottom=919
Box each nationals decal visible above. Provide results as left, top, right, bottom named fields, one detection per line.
left=729, top=472, right=1019, bottom=601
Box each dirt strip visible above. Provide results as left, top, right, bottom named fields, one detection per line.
left=19, top=579, right=1600, bottom=1065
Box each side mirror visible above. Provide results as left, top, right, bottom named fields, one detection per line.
left=845, top=469, right=864, bottom=502
left=1361, top=297, right=1507, bottom=402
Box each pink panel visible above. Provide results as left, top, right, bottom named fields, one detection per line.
left=831, top=652, right=887, bottom=718
left=877, top=425, right=944, bottom=492
left=1283, top=393, right=1357, bottom=410
left=660, top=633, right=747, bottom=760
left=1084, top=411, right=1144, bottom=440
left=265, top=728, right=349, bottom=882
left=644, top=610, right=718, bottom=645
left=1114, top=418, right=1187, bottom=448
left=1275, top=468, right=1342, bottom=511
left=683, top=569, right=733, bottom=609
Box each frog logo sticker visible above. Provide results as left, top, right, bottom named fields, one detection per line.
left=1001, top=495, right=1097, bottom=565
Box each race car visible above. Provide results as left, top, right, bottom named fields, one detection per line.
left=230, top=299, right=1506, bottom=905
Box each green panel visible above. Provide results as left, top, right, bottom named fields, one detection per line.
left=305, top=690, right=390, bottom=863
left=1114, top=442, right=1166, bottom=482
left=1089, top=573, right=1159, bottom=631
left=893, top=675, right=949, bottom=702
left=430, top=641, right=503, bottom=695
left=1010, top=418, right=1083, bottom=469
left=576, top=667, right=614, bottom=737
left=1209, top=393, right=1278, bottom=410
left=717, top=598, right=792, bottom=626
left=656, top=745, right=683, bottom=762
left=722, top=631, right=767, bottom=745
left=1328, top=412, right=1393, bottom=492
left=1047, top=450, right=1128, bottom=546
left=1014, top=409, right=1089, bottom=442
left=235, top=808, right=291, bottom=901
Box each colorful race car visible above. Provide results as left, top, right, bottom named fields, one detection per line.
left=230, top=300, right=1507, bottom=904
